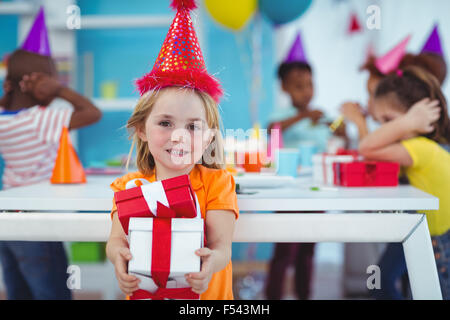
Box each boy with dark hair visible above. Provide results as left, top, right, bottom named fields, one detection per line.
left=268, top=61, right=334, bottom=153
left=269, top=61, right=324, bottom=135
left=265, top=43, right=335, bottom=300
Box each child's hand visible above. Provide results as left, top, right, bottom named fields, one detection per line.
left=185, top=248, right=215, bottom=294
left=405, top=98, right=441, bottom=134
left=306, top=110, right=324, bottom=124
left=19, top=72, right=63, bottom=106
left=340, top=102, right=366, bottom=124
left=113, top=247, right=141, bottom=296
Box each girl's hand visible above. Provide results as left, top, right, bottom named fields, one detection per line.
left=405, top=98, right=441, bottom=134
left=113, top=247, right=140, bottom=296
left=19, top=72, right=63, bottom=106
left=185, top=248, right=215, bottom=294
left=340, top=102, right=366, bottom=124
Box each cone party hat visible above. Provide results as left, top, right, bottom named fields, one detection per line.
left=421, top=24, right=443, bottom=56
left=136, top=0, right=222, bottom=102
left=21, top=6, right=51, bottom=56
left=51, top=127, right=86, bottom=184
left=284, top=32, right=308, bottom=63
left=375, top=35, right=411, bottom=74
left=348, top=13, right=362, bottom=34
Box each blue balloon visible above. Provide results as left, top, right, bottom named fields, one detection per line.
left=259, top=0, right=313, bottom=25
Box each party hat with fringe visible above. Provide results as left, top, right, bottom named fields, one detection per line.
left=136, top=0, right=222, bottom=102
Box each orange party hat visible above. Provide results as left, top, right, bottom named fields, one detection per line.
left=51, top=127, right=86, bottom=184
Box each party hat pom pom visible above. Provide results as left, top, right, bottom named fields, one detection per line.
left=170, top=0, right=197, bottom=11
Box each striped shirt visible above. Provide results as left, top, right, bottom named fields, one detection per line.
left=0, top=105, right=73, bottom=189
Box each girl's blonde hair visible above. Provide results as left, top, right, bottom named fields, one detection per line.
left=126, top=87, right=225, bottom=176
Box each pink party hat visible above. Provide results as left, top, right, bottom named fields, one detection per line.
left=284, top=32, right=307, bottom=63
left=375, top=35, right=411, bottom=74
left=21, top=7, right=51, bottom=56
left=421, top=24, right=443, bottom=56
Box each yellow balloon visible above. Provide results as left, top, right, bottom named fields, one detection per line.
left=205, top=0, right=257, bottom=31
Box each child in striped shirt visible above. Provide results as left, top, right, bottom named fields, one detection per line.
left=0, top=50, right=101, bottom=188
left=0, top=48, right=101, bottom=299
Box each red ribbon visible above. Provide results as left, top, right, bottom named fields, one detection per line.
left=130, top=288, right=199, bottom=300
left=148, top=201, right=192, bottom=298
left=114, top=175, right=200, bottom=300
left=151, top=217, right=172, bottom=288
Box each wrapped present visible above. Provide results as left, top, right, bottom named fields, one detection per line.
left=333, top=161, right=400, bottom=187
left=128, top=216, right=203, bottom=300
left=114, top=175, right=197, bottom=235
left=114, top=174, right=203, bottom=300
left=313, top=149, right=361, bottom=185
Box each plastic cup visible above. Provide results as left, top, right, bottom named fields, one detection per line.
left=276, top=149, right=299, bottom=177
left=299, top=142, right=317, bottom=168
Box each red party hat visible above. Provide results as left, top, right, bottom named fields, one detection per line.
left=348, top=13, right=362, bottom=34
left=136, top=0, right=223, bottom=102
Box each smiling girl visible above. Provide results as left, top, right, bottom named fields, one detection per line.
left=106, top=0, right=238, bottom=300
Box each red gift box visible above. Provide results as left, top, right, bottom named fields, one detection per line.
left=114, top=175, right=197, bottom=235
left=114, top=174, right=202, bottom=300
left=333, top=161, right=400, bottom=187
left=313, top=149, right=361, bottom=185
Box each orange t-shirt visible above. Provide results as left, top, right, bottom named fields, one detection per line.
left=110, top=164, right=239, bottom=300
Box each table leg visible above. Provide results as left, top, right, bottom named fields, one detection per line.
left=402, top=215, right=442, bottom=300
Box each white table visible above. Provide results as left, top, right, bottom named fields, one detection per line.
left=0, top=175, right=442, bottom=300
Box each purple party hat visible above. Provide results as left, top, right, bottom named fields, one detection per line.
left=421, top=24, right=443, bottom=56
left=21, top=7, right=51, bottom=56
left=284, top=32, right=307, bottom=63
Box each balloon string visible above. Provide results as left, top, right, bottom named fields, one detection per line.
left=250, top=12, right=262, bottom=127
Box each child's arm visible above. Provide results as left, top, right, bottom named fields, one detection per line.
left=340, top=102, right=369, bottom=139
left=57, top=87, right=102, bottom=129
left=359, top=98, right=441, bottom=165
left=20, top=72, right=102, bottom=129
left=106, top=211, right=141, bottom=296
left=185, top=210, right=236, bottom=294
left=0, top=79, right=12, bottom=107
left=268, top=109, right=323, bottom=132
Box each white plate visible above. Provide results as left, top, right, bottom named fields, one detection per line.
left=234, top=174, right=296, bottom=189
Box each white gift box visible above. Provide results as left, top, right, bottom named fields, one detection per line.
left=313, top=153, right=361, bottom=185
left=128, top=217, right=204, bottom=293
